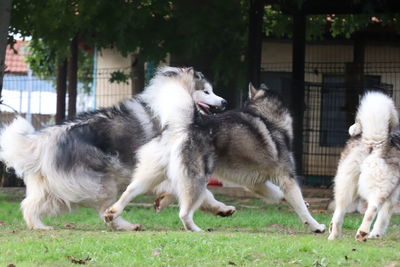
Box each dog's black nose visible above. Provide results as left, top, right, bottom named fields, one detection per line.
left=221, top=99, right=228, bottom=108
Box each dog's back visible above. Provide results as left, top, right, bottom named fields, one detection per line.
left=211, top=90, right=295, bottom=184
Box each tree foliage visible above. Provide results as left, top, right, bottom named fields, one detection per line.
left=8, top=0, right=400, bottom=102
left=9, top=0, right=249, bottom=94
left=25, top=39, right=93, bottom=93
left=264, top=6, right=400, bottom=40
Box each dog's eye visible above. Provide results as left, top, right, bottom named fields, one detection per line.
left=204, top=90, right=210, bottom=95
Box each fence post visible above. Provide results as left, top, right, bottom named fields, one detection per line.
left=26, top=70, right=32, bottom=123
left=291, top=11, right=306, bottom=175
left=247, top=0, right=264, bottom=87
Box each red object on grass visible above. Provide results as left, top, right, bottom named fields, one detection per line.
left=208, top=177, right=223, bottom=186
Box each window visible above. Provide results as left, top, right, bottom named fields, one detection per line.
left=260, top=72, right=292, bottom=105
left=320, top=75, right=383, bottom=147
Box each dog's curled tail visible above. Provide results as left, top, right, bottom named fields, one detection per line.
left=0, top=116, right=38, bottom=178
left=351, top=91, right=399, bottom=144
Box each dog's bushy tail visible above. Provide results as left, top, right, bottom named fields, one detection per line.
left=0, top=116, right=39, bottom=178
left=356, top=91, right=399, bottom=143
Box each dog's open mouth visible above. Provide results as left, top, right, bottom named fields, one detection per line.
left=196, top=102, right=225, bottom=115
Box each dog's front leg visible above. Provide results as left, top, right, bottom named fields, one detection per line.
left=170, top=152, right=208, bottom=232
left=103, top=141, right=166, bottom=224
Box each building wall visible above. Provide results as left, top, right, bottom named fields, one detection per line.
left=95, top=48, right=134, bottom=108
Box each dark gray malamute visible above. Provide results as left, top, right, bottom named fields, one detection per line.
left=106, top=84, right=326, bottom=233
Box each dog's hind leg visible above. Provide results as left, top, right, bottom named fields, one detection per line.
left=278, top=175, right=326, bottom=233
left=154, top=193, right=176, bottom=213
left=21, top=174, right=65, bottom=230
left=355, top=195, right=386, bottom=242
left=355, top=171, right=398, bottom=241
left=328, top=156, right=360, bottom=240
left=153, top=181, right=235, bottom=217
left=369, top=184, right=400, bottom=239
left=354, top=156, right=397, bottom=242
left=246, top=181, right=284, bottom=204
left=154, top=189, right=236, bottom=217
left=369, top=199, right=395, bottom=239
left=198, top=189, right=236, bottom=217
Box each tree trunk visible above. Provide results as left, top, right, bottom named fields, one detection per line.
left=67, top=35, right=78, bottom=119
left=0, top=0, right=12, bottom=99
left=131, top=53, right=145, bottom=95
left=56, top=59, right=67, bottom=124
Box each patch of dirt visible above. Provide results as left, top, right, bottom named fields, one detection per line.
left=67, top=256, right=91, bottom=265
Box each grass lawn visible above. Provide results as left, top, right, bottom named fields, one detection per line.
left=0, top=192, right=399, bottom=266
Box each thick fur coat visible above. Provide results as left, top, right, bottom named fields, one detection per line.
left=328, top=91, right=400, bottom=241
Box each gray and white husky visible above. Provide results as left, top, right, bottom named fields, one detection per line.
left=0, top=66, right=229, bottom=231
left=329, top=91, right=400, bottom=241
left=104, top=84, right=326, bottom=233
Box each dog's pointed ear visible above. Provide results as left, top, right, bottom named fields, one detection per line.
left=248, top=83, right=264, bottom=100
left=248, top=83, right=258, bottom=99
left=260, top=83, right=269, bottom=90
left=186, top=67, right=194, bottom=75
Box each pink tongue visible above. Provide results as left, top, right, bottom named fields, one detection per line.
left=197, top=102, right=210, bottom=110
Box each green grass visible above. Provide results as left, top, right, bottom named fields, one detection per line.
left=0, top=192, right=399, bottom=266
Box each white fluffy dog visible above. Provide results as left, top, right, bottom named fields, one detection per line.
left=328, top=91, right=400, bottom=241
left=0, top=67, right=228, bottom=231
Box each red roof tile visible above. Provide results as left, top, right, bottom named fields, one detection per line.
left=5, top=41, right=28, bottom=74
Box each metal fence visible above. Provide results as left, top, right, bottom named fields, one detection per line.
left=261, top=61, right=400, bottom=186
left=2, top=62, right=400, bottom=187
left=302, top=81, right=397, bottom=186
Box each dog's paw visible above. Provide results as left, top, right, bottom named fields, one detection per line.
left=153, top=196, right=164, bottom=213
left=216, top=206, right=236, bottom=217
left=368, top=231, right=382, bottom=239
left=129, top=224, right=144, bottom=231
left=328, top=222, right=340, bottom=240
left=115, top=223, right=143, bottom=231
left=355, top=230, right=368, bottom=242
left=327, top=232, right=338, bottom=241
left=312, top=224, right=326, bottom=233
left=103, top=207, right=121, bottom=223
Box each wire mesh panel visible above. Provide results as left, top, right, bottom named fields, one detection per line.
left=302, top=81, right=396, bottom=185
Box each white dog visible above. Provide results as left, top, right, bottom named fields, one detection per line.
left=328, top=91, right=400, bottom=241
